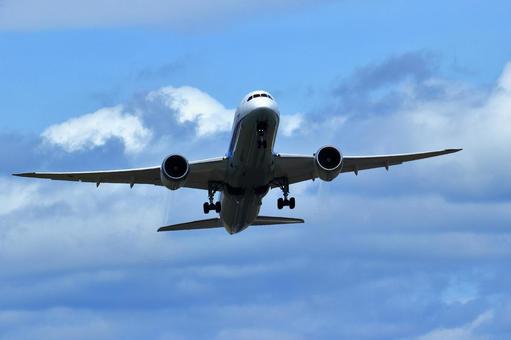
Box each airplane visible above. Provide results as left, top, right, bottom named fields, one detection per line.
left=14, top=90, right=461, bottom=234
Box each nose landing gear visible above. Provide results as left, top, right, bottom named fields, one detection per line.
left=256, top=121, right=268, bottom=149
left=203, top=182, right=222, bottom=214
left=274, top=177, right=296, bottom=210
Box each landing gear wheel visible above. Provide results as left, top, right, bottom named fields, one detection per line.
left=289, top=197, right=296, bottom=209
left=275, top=177, right=295, bottom=210
left=204, top=182, right=223, bottom=214
left=277, top=198, right=284, bottom=210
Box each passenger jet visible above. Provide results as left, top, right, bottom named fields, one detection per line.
left=14, top=91, right=461, bottom=234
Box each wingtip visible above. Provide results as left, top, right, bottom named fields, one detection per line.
left=12, top=173, right=31, bottom=177
left=445, top=148, right=463, bottom=153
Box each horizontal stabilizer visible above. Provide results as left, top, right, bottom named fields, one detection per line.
left=158, top=218, right=222, bottom=232
left=252, top=216, right=304, bottom=225
left=157, top=216, right=304, bottom=232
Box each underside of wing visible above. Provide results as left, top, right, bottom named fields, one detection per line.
left=14, top=167, right=162, bottom=186
left=13, top=156, right=229, bottom=190
left=273, top=148, right=461, bottom=185
left=341, top=148, right=462, bottom=174
left=184, top=157, right=228, bottom=190
left=273, top=154, right=316, bottom=186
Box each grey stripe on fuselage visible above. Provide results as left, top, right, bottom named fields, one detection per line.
left=220, top=92, right=280, bottom=234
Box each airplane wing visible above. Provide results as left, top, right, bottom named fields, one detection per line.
left=13, top=157, right=228, bottom=190
left=273, top=148, right=462, bottom=185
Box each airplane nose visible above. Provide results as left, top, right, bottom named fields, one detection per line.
left=251, top=99, right=279, bottom=116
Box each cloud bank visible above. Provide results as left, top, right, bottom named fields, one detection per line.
left=3, top=54, right=511, bottom=339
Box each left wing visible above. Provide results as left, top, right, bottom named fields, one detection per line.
left=273, top=148, right=461, bottom=185
left=13, top=157, right=228, bottom=190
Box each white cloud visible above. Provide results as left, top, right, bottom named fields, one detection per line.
left=416, top=311, right=493, bottom=340
left=0, top=179, right=39, bottom=216
left=289, top=61, right=511, bottom=198
left=42, top=106, right=152, bottom=154
left=147, top=86, right=234, bottom=137
left=40, top=85, right=310, bottom=154
left=280, top=113, right=304, bottom=137
left=0, top=0, right=323, bottom=31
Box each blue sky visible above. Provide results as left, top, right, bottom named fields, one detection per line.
left=1, top=0, right=511, bottom=339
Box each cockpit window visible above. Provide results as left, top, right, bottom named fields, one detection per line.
left=247, top=93, right=273, bottom=102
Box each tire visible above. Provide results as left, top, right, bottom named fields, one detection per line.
left=277, top=198, right=284, bottom=210
left=289, top=197, right=296, bottom=209
left=215, top=201, right=222, bottom=213
left=203, top=202, right=210, bottom=214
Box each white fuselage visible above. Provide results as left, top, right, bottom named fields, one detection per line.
left=220, top=91, right=280, bottom=234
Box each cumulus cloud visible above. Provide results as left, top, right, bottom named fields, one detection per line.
left=42, top=85, right=305, bottom=155
left=291, top=57, right=511, bottom=201
left=147, top=86, right=234, bottom=137
left=42, top=106, right=152, bottom=154
left=0, top=0, right=330, bottom=31
left=280, top=113, right=304, bottom=137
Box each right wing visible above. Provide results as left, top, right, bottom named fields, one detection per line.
left=13, top=157, right=228, bottom=190
left=341, top=149, right=462, bottom=175
left=273, top=148, right=461, bottom=185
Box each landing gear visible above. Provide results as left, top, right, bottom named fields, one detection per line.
left=256, top=121, right=268, bottom=149
left=203, top=182, right=222, bottom=214
left=275, top=177, right=296, bottom=210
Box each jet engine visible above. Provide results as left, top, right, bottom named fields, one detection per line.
left=161, top=154, right=189, bottom=190
left=315, top=146, right=343, bottom=181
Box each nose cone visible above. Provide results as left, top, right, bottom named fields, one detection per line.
left=243, top=91, right=279, bottom=115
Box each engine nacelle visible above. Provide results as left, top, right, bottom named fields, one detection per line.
left=315, top=146, right=343, bottom=181
left=160, top=154, right=189, bottom=190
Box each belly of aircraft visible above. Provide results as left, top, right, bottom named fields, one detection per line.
left=220, top=108, right=278, bottom=234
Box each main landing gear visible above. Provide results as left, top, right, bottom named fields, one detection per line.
left=275, top=177, right=296, bottom=210
left=203, top=182, right=222, bottom=214
left=256, top=121, right=268, bottom=149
